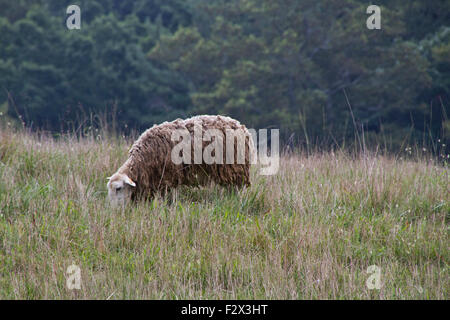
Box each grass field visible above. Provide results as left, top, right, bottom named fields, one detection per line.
left=0, top=125, right=448, bottom=299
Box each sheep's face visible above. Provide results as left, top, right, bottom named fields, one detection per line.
left=107, top=173, right=136, bottom=206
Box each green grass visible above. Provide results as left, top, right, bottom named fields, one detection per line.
left=0, top=126, right=448, bottom=299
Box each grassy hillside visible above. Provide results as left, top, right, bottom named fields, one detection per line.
left=0, top=125, right=448, bottom=299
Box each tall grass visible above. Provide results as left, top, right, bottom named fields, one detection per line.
left=0, top=125, right=448, bottom=299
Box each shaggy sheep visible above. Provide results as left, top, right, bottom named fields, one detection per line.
left=107, top=115, right=255, bottom=206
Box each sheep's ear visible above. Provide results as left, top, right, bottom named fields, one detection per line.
left=123, top=175, right=136, bottom=187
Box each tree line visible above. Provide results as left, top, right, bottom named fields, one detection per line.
left=0, top=0, right=449, bottom=151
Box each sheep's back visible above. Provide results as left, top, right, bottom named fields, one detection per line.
left=127, top=115, right=253, bottom=197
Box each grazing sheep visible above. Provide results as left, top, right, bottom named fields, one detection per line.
left=107, top=115, right=255, bottom=206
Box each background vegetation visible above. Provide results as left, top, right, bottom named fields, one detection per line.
left=0, top=126, right=448, bottom=299
left=0, top=0, right=449, bottom=150
left=0, top=0, right=448, bottom=300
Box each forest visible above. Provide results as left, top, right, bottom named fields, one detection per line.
left=0, top=0, right=449, bottom=151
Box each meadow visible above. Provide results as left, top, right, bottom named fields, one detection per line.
left=0, top=125, right=448, bottom=299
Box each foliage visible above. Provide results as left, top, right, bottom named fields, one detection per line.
left=150, top=0, right=449, bottom=149
left=0, top=0, right=449, bottom=150
left=0, top=126, right=448, bottom=299
left=0, top=1, right=191, bottom=131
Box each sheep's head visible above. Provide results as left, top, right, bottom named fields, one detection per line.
left=107, top=173, right=136, bottom=206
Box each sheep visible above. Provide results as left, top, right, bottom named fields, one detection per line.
left=107, top=115, right=255, bottom=206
